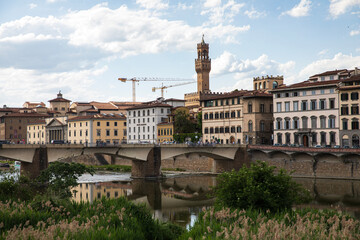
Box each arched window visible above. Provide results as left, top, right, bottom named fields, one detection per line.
left=215, top=112, right=219, bottom=119
left=248, top=102, right=253, bottom=113
left=215, top=127, right=219, bottom=133
left=273, top=81, right=278, bottom=89
left=284, top=117, right=290, bottom=129
left=302, top=116, right=308, bottom=129
left=220, top=112, right=224, bottom=119
left=204, top=113, right=208, bottom=120
left=329, top=115, right=336, bottom=128
left=260, top=121, right=265, bottom=132
left=352, top=118, right=359, bottom=130
left=277, top=133, right=282, bottom=144
left=209, top=113, right=213, bottom=119
left=263, top=82, right=266, bottom=89
left=204, top=128, right=209, bottom=134
left=255, top=83, right=257, bottom=90
left=210, top=127, right=214, bottom=134
left=259, top=83, right=262, bottom=89
left=352, top=134, right=359, bottom=147
left=320, top=116, right=326, bottom=128
left=293, top=117, right=299, bottom=129
left=311, top=116, right=317, bottom=129
left=248, top=120, right=253, bottom=132
left=276, top=118, right=282, bottom=130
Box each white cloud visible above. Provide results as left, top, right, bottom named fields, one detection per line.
left=350, top=30, right=360, bottom=36
left=0, top=3, right=249, bottom=70
left=210, top=51, right=295, bottom=91
left=329, top=0, right=360, bottom=18
left=136, top=0, right=168, bottom=10
left=281, top=0, right=311, bottom=17
left=0, top=66, right=108, bottom=106
left=244, top=7, right=266, bottom=19
left=318, top=49, right=328, bottom=55
left=177, top=3, right=193, bottom=10
left=288, top=53, right=360, bottom=84
left=201, top=0, right=245, bottom=24
left=29, top=3, right=37, bottom=9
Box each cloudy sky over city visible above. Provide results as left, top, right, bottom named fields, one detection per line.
left=0, top=0, right=359, bottom=106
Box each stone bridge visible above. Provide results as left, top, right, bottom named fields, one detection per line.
left=248, top=145, right=360, bottom=179
left=0, top=144, right=249, bottom=179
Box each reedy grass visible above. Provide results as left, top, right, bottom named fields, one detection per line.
left=0, top=197, right=184, bottom=240
left=180, top=207, right=360, bottom=239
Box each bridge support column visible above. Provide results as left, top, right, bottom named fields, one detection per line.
left=132, top=146, right=161, bottom=179
left=132, top=179, right=162, bottom=210
left=213, top=146, right=250, bottom=173
left=21, top=147, right=48, bottom=179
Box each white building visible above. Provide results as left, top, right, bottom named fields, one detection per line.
left=271, top=70, right=346, bottom=147
left=126, top=102, right=172, bottom=144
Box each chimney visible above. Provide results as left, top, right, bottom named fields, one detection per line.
left=355, top=67, right=359, bottom=76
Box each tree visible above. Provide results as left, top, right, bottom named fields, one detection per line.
left=214, top=161, right=311, bottom=212
left=174, top=109, right=196, bottom=134
left=37, top=162, right=95, bottom=199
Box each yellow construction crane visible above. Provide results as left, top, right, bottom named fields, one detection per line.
left=118, top=77, right=193, bottom=102
left=152, top=81, right=195, bottom=98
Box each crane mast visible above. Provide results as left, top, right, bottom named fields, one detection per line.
left=118, top=77, right=193, bottom=102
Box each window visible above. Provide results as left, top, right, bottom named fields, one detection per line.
left=351, top=105, right=359, bottom=115
left=320, top=99, right=326, bottom=110
left=321, top=132, right=326, bottom=145
left=342, top=119, right=348, bottom=130
left=320, top=116, right=326, bottom=128
left=277, top=102, right=282, bottom=112
left=312, top=90, right=316, bottom=95
left=237, top=110, right=241, bottom=118
left=330, top=132, right=336, bottom=144
left=311, top=100, right=316, bottom=110
left=303, top=91, right=307, bottom=96
left=248, top=121, right=253, bottom=132
left=74, top=130, right=76, bottom=137
left=293, top=101, right=298, bottom=111
left=302, top=101, right=307, bottom=111
left=106, top=122, right=110, bottom=126
left=293, top=117, right=299, bottom=129
left=248, top=103, right=253, bottom=113
left=320, top=89, right=325, bottom=94
left=293, top=92, right=298, bottom=97
left=204, top=128, right=209, bottom=134
left=260, top=104, right=265, bottom=113
left=302, top=117, right=308, bottom=129
left=352, top=119, right=359, bottom=130
left=161, top=109, right=164, bottom=114
left=329, top=99, right=335, bottom=109
left=114, top=122, right=117, bottom=126
left=285, top=118, right=290, bottom=129
left=312, top=133, right=317, bottom=145
left=260, top=121, right=265, bottom=132
left=285, top=102, right=290, bottom=112
left=285, top=133, right=291, bottom=144
left=330, top=88, right=334, bottom=93
left=225, top=127, right=229, bottom=133
left=237, top=126, right=241, bottom=133
left=329, top=116, right=336, bottom=128
left=231, top=126, right=235, bottom=133
left=321, top=76, right=325, bottom=81
left=114, top=130, right=118, bottom=136
left=210, top=127, right=214, bottom=134
left=97, top=122, right=100, bottom=127
left=341, top=93, right=349, bottom=101
left=351, top=92, right=359, bottom=100
left=231, top=111, right=236, bottom=118
left=276, top=118, right=282, bottom=130
left=97, top=129, right=101, bottom=136
left=330, top=75, right=334, bottom=80
left=210, top=113, right=214, bottom=119
left=311, top=117, right=317, bottom=128
left=341, top=105, right=349, bottom=115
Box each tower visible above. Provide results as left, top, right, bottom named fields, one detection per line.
left=195, top=35, right=211, bottom=93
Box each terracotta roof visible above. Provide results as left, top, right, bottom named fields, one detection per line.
left=126, top=102, right=172, bottom=110
left=310, top=69, right=348, bottom=78
left=2, top=113, right=49, bottom=118
left=272, top=79, right=341, bottom=92
left=0, top=108, right=21, bottom=112
left=90, top=101, right=119, bottom=110
left=165, top=98, right=185, bottom=102
left=200, top=90, right=270, bottom=101
left=49, top=97, right=71, bottom=102
left=28, top=119, right=46, bottom=125
left=340, top=74, right=360, bottom=82
left=68, top=113, right=126, bottom=121
left=79, top=107, right=99, bottom=113
left=110, top=101, right=143, bottom=106
left=73, top=102, right=91, bottom=106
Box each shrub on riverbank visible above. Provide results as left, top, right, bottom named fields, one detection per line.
left=213, top=161, right=311, bottom=212
left=180, top=207, right=360, bottom=239
left=0, top=197, right=184, bottom=240
left=91, top=165, right=131, bottom=172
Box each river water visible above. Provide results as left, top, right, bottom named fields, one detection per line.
left=72, top=172, right=360, bottom=227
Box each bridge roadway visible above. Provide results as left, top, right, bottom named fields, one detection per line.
left=0, top=144, right=248, bottom=179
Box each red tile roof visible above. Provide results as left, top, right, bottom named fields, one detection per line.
left=309, top=69, right=348, bottom=78
left=200, top=90, right=271, bottom=101
left=126, top=102, right=172, bottom=110
left=49, top=97, right=71, bottom=102
left=68, top=113, right=126, bottom=121
left=90, top=101, right=119, bottom=110
left=2, top=113, right=49, bottom=118
left=27, top=119, right=46, bottom=125
left=272, top=80, right=341, bottom=91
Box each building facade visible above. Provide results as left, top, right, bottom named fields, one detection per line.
left=67, top=114, right=126, bottom=146
left=201, top=90, right=273, bottom=144
left=271, top=71, right=345, bottom=147
left=157, top=122, right=174, bottom=143
left=27, top=120, right=46, bottom=144
left=338, top=72, right=360, bottom=147
left=48, top=91, right=71, bottom=116
left=126, top=102, right=172, bottom=144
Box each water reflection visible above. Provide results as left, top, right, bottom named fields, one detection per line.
left=294, top=178, right=360, bottom=218
left=72, top=174, right=360, bottom=227
left=72, top=174, right=216, bottom=227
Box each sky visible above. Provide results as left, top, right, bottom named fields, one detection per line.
left=0, top=0, right=359, bottom=107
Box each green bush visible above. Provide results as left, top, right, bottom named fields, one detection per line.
left=214, top=161, right=311, bottom=212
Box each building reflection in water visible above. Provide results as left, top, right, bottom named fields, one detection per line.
left=72, top=175, right=360, bottom=226
left=72, top=175, right=216, bottom=227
